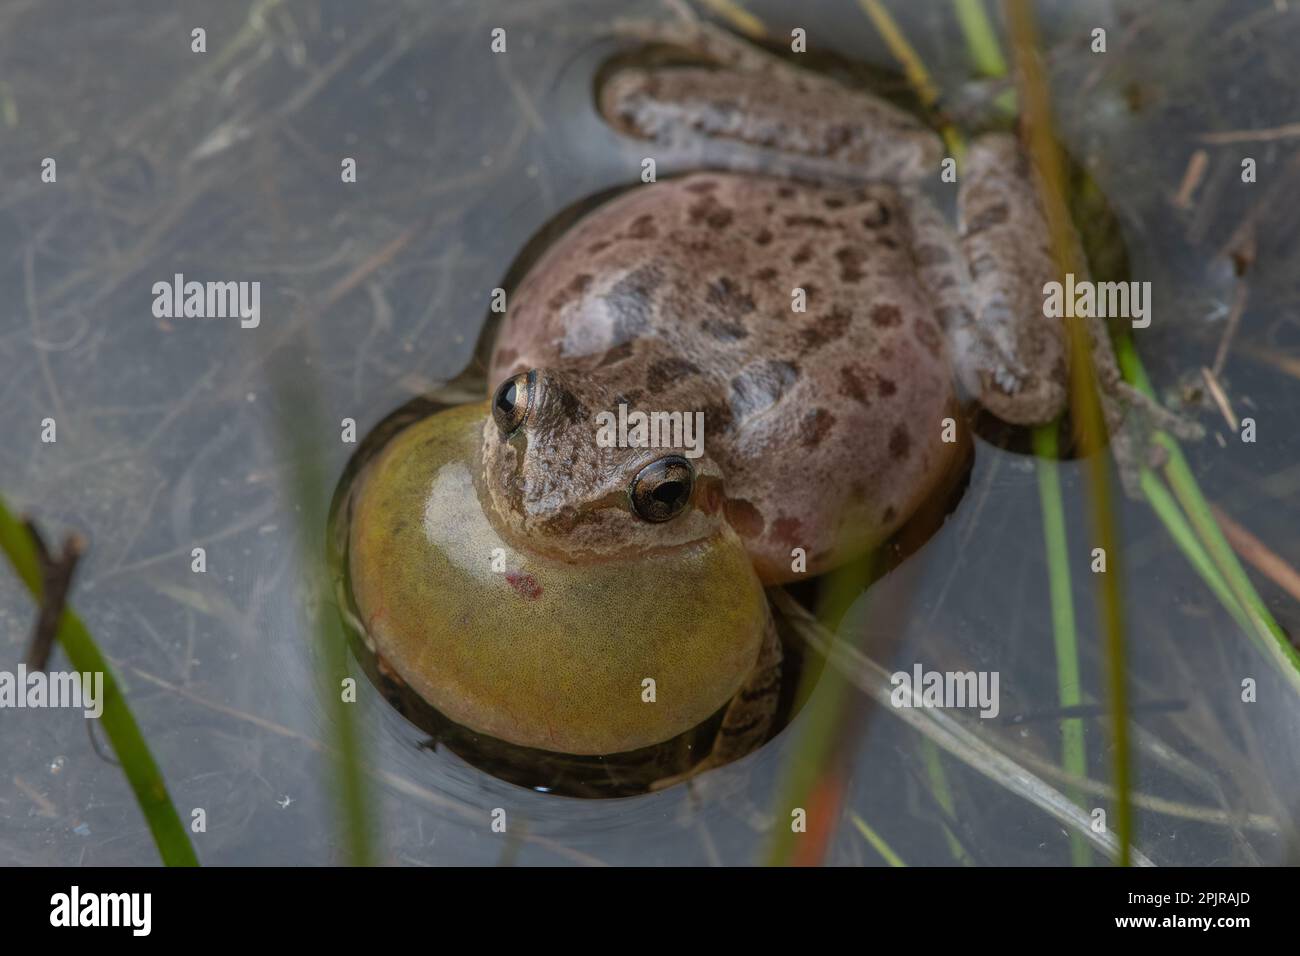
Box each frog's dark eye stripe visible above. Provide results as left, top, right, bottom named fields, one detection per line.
left=630, top=455, right=694, bottom=523
left=492, top=370, right=535, bottom=438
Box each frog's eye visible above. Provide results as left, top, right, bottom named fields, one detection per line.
left=630, top=455, right=694, bottom=523
left=492, top=370, right=535, bottom=437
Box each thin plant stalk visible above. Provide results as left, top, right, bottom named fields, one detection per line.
left=1033, top=424, right=1092, bottom=867
left=0, top=497, right=199, bottom=867
left=850, top=812, right=908, bottom=866
left=1004, top=0, right=1133, bottom=866
left=270, top=366, right=375, bottom=866
left=866, top=0, right=1099, bottom=866
left=953, top=0, right=1008, bottom=77
left=1117, top=336, right=1300, bottom=688
left=921, top=738, right=976, bottom=865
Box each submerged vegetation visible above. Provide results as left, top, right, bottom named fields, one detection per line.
left=1, top=0, right=1297, bottom=866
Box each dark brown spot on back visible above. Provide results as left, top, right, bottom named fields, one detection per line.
left=799, top=408, right=836, bottom=448
left=888, top=424, right=911, bottom=460
left=545, top=272, right=594, bottom=311
left=799, top=306, right=852, bottom=352
left=645, top=356, right=700, bottom=393
left=839, top=366, right=870, bottom=405
left=785, top=214, right=831, bottom=229
left=689, top=195, right=734, bottom=230
left=862, top=200, right=891, bottom=228
left=840, top=365, right=899, bottom=405
left=871, top=303, right=902, bottom=328
left=626, top=214, right=658, bottom=239
left=835, top=245, right=868, bottom=282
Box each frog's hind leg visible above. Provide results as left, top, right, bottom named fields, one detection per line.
left=916, top=132, right=1074, bottom=428
left=649, top=611, right=782, bottom=792
left=603, top=13, right=943, bottom=183
left=944, top=134, right=1202, bottom=492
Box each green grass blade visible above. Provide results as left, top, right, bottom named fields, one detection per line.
left=920, top=739, right=976, bottom=865
left=850, top=812, right=908, bottom=866
left=0, top=496, right=199, bottom=867
left=270, top=372, right=376, bottom=867
left=953, top=0, right=1008, bottom=77
left=1033, top=424, right=1092, bottom=866
left=1115, top=335, right=1300, bottom=689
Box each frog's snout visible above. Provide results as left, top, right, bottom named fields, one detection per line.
left=346, top=402, right=768, bottom=757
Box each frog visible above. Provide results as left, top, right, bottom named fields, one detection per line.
left=347, top=14, right=1200, bottom=793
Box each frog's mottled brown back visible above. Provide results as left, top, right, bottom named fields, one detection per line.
left=488, top=172, right=963, bottom=582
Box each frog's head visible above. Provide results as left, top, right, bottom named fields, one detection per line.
left=346, top=395, right=765, bottom=758
left=479, top=366, right=724, bottom=562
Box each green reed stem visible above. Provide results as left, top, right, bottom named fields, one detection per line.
left=953, top=0, right=1008, bottom=77
left=1033, top=424, right=1092, bottom=866
left=270, top=372, right=375, bottom=866
left=1005, top=0, right=1133, bottom=866
left=850, top=811, right=908, bottom=866
left=1116, top=336, right=1300, bottom=690
left=0, top=496, right=199, bottom=867
left=921, top=738, right=976, bottom=865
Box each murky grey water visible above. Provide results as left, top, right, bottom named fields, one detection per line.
left=1, top=0, right=1297, bottom=865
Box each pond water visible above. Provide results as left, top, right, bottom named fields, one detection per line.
left=1, top=0, right=1297, bottom=865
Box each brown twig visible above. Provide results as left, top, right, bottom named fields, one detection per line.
left=1172, top=149, right=1209, bottom=209
left=1210, top=232, right=1255, bottom=377
left=1200, top=366, right=1239, bottom=431
left=1211, top=506, right=1300, bottom=608
left=1199, top=121, right=1300, bottom=144
left=22, top=519, right=85, bottom=671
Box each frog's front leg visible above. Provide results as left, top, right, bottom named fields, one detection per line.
left=650, top=610, right=782, bottom=791
left=603, top=15, right=942, bottom=182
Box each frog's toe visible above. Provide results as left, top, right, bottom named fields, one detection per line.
left=1116, top=382, right=1206, bottom=443
left=1106, top=385, right=1204, bottom=498
left=971, top=362, right=1068, bottom=427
